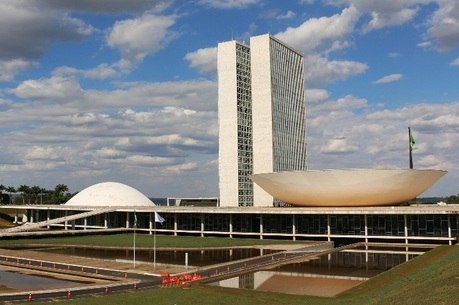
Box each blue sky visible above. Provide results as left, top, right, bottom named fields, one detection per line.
left=0, top=0, right=458, bottom=198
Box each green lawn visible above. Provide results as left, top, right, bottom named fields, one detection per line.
left=0, top=233, right=301, bottom=248
left=2, top=234, right=459, bottom=304
left=14, top=245, right=459, bottom=305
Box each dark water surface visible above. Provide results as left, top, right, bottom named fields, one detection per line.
left=0, top=269, right=85, bottom=291
left=209, top=249, right=424, bottom=297
left=2, top=245, right=429, bottom=296
left=30, top=246, right=279, bottom=266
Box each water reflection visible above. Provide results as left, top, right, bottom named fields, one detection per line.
left=0, top=269, right=84, bottom=292
left=210, top=249, right=423, bottom=297
left=30, top=247, right=279, bottom=267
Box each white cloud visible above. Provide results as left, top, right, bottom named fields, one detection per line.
left=25, top=146, right=69, bottom=161
left=11, top=76, right=217, bottom=112
left=307, top=97, right=459, bottom=195
left=13, top=76, right=83, bottom=101
left=0, top=59, right=37, bottom=82
left=451, top=57, right=459, bottom=66
left=425, top=0, right=459, bottom=52
left=373, top=73, right=403, bottom=84
left=163, top=162, right=198, bottom=174
left=53, top=64, right=119, bottom=80
left=186, top=7, right=366, bottom=85
left=2, top=76, right=219, bottom=191
left=275, top=6, right=360, bottom=53
left=184, top=47, right=217, bottom=74
left=346, top=0, right=430, bottom=32
left=417, top=41, right=433, bottom=49
left=107, top=13, right=177, bottom=69
left=125, top=154, right=178, bottom=166
left=82, top=64, right=119, bottom=80
left=310, top=95, right=367, bottom=117
left=277, top=10, right=297, bottom=20
left=300, top=0, right=316, bottom=4
left=363, top=7, right=419, bottom=32
left=40, top=0, right=170, bottom=14
left=0, top=1, right=93, bottom=61
left=306, top=89, right=330, bottom=105
left=319, top=137, right=360, bottom=154
left=340, top=1, right=459, bottom=53
left=198, top=0, right=260, bottom=9
left=305, top=55, right=368, bottom=87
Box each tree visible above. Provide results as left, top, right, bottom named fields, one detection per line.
left=0, top=184, right=6, bottom=204
left=30, top=185, right=42, bottom=204
left=49, top=184, right=70, bottom=204
left=6, top=186, right=16, bottom=204
left=40, top=187, right=48, bottom=204
left=17, top=185, right=31, bottom=204
left=446, top=194, right=459, bottom=204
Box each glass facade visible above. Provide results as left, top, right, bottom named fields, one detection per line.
left=204, top=213, right=230, bottom=232
left=235, top=43, right=254, bottom=207
left=262, top=214, right=293, bottom=234
left=25, top=208, right=459, bottom=245
left=367, top=215, right=405, bottom=237
left=407, top=214, right=453, bottom=237
left=296, top=215, right=328, bottom=235
left=269, top=38, right=307, bottom=173
left=330, top=215, right=365, bottom=235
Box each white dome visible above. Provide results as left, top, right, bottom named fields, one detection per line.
left=65, top=182, right=155, bottom=207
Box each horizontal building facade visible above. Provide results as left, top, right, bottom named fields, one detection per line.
left=3, top=205, right=458, bottom=245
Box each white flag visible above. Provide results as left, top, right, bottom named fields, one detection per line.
left=155, top=212, right=165, bottom=224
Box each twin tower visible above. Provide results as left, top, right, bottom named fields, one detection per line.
left=218, top=34, right=308, bottom=207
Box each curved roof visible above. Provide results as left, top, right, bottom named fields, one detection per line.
left=251, top=169, right=447, bottom=207
left=65, top=182, right=155, bottom=207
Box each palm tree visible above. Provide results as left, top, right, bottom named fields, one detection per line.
left=17, top=185, right=30, bottom=204
left=0, top=184, right=5, bottom=204
left=30, top=185, right=42, bottom=204
left=50, top=184, right=69, bottom=204
left=40, top=187, right=48, bottom=204
left=6, top=186, right=15, bottom=204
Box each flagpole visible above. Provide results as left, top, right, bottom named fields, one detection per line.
left=133, top=211, right=136, bottom=269
left=153, top=219, right=157, bottom=269
left=153, top=212, right=164, bottom=270
left=134, top=226, right=136, bottom=268
left=408, top=127, right=414, bottom=169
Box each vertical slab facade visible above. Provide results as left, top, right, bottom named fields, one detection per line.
left=218, top=41, right=254, bottom=207
left=218, top=34, right=307, bottom=207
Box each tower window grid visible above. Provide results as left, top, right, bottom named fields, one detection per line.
left=235, top=43, right=254, bottom=207
left=269, top=39, right=307, bottom=173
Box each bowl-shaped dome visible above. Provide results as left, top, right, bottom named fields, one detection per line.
left=251, top=169, right=447, bottom=207
left=65, top=182, right=155, bottom=207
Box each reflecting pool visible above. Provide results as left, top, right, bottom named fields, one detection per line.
left=0, top=268, right=87, bottom=292
left=209, top=249, right=424, bottom=297
left=29, top=246, right=279, bottom=267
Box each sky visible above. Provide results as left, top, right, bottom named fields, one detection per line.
left=0, top=0, right=458, bottom=198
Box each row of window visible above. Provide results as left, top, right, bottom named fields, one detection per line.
left=269, top=41, right=307, bottom=172
left=34, top=211, right=459, bottom=239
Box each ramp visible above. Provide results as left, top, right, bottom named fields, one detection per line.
left=1, top=208, right=115, bottom=234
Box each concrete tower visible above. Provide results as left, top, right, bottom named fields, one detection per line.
left=218, top=34, right=307, bottom=207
